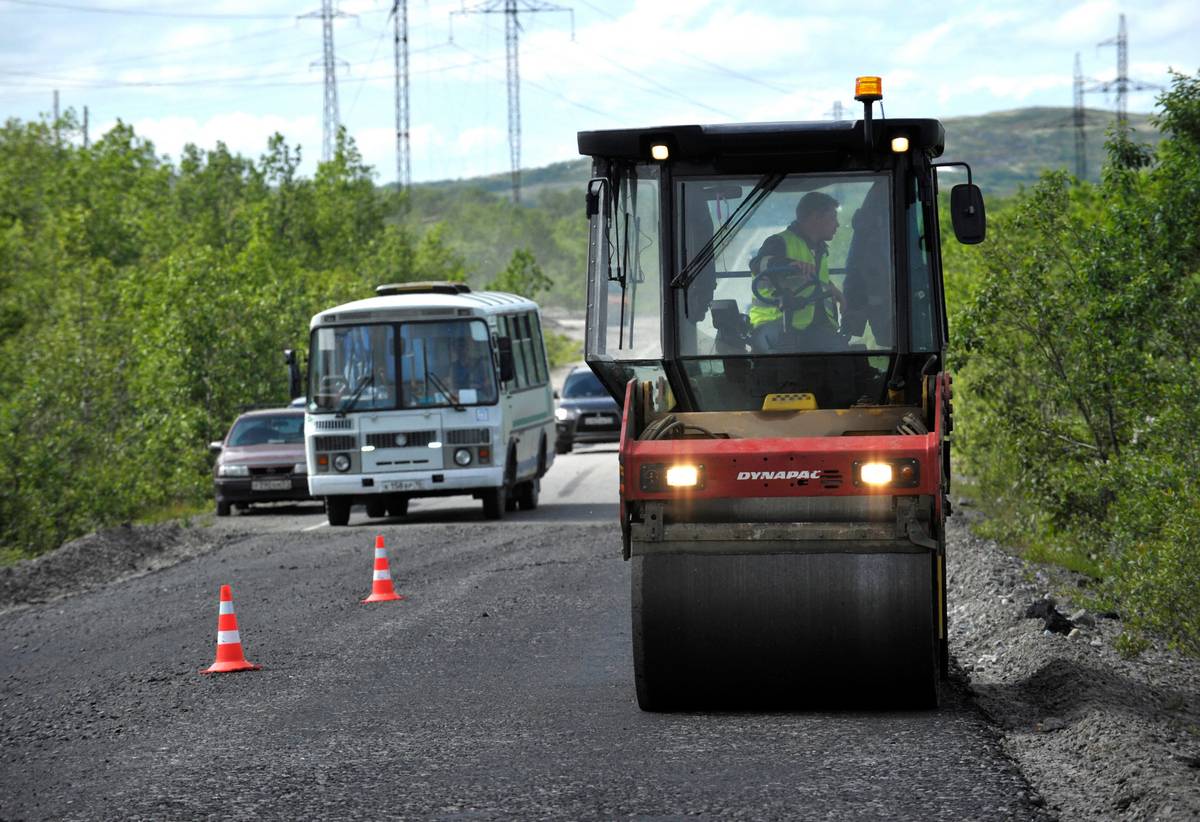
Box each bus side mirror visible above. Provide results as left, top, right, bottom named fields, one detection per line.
left=950, top=183, right=986, bottom=244
left=497, top=336, right=516, bottom=383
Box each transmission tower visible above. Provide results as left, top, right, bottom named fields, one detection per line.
left=301, top=1, right=352, bottom=163
left=828, top=100, right=845, bottom=122
left=392, top=0, right=410, bottom=190
left=1096, top=13, right=1159, bottom=127
left=453, top=1, right=574, bottom=203
left=1073, top=53, right=1087, bottom=180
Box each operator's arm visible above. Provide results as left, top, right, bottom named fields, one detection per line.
left=749, top=233, right=788, bottom=274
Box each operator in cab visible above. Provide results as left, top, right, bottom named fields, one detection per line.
left=747, top=191, right=846, bottom=352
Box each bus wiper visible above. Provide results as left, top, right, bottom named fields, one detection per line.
left=337, top=373, right=373, bottom=418
left=426, top=370, right=465, bottom=411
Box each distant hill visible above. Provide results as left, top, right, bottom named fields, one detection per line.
left=413, top=106, right=1161, bottom=200
left=940, top=107, right=1160, bottom=197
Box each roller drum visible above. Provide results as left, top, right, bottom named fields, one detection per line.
left=631, top=550, right=939, bottom=710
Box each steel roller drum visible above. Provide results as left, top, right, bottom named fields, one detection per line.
left=631, top=550, right=939, bottom=710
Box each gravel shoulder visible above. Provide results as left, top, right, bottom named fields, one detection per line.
left=3, top=498, right=1198, bottom=819
left=947, top=504, right=1200, bottom=820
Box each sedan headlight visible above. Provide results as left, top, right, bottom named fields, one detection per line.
left=293, top=462, right=308, bottom=475
left=218, top=464, right=250, bottom=477
left=555, top=407, right=577, bottom=422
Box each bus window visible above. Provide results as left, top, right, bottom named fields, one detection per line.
left=309, top=324, right=396, bottom=411
left=399, top=319, right=497, bottom=407
left=529, top=312, right=548, bottom=385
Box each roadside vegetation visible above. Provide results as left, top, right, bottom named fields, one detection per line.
left=944, top=70, right=1200, bottom=655
left=0, top=121, right=573, bottom=559
left=2, top=78, right=1196, bottom=657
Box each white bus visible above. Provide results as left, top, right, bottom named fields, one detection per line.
left=304, top=282, right=557, bottom=525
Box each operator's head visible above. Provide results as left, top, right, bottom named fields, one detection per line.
left=795, top=191, right=840, bottom=242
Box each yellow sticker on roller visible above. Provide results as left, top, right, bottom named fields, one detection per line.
left=761, top=392, right=818, bottom=411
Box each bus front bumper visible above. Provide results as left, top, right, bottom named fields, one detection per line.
left=308, top=465, right=505, bottom=498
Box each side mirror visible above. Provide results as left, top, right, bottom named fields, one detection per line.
left=950, top=183, right=986, bottom=244
left=553, top=389, right=560, bottom=400
left=209, top=441, right=223, bottom=454
left=497, top=336, right=516, bottom=383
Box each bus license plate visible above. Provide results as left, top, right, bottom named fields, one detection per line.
left=251, top=479, right=291, bottom=491
left=382, top=480, right=422, bottom=491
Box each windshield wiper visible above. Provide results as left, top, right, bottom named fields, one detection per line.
left=337, top=373, right=373, bottom=417
left=671, top=172, right=787, bottom=293
left=426, top=371, right=465, bottom=412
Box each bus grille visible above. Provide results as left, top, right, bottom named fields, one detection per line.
left=314, top=418, right=353, bottom=430
left=314, top=435, right=356, bottom=451
left=444, top=428, right=490, bottom=445
left=366, top=430, right=437, bottom=449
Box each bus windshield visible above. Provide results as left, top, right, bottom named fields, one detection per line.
left=308, top=319, right=497, bottom=412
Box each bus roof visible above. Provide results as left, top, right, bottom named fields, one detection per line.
left=310, top=289, right=541, bottom=330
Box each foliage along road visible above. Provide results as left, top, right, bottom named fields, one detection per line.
left=0, top=445, right=1046, bottom=820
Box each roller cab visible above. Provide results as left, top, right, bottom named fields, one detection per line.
left=578, top=78, right=983, bottom=710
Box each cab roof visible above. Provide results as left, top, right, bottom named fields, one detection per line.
left=578, top=119, right=945, bottom=161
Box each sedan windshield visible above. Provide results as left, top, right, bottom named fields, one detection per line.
left=229, top=414, right=304, bottom=446
left=562, top=370, right=607, bottom=399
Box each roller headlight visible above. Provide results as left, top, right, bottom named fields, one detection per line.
left=218, top=464, right=250, bottom=477
left=454, top=448, right=472, bottom=466
left=666, top=465, right=700, bottom=487
left=333, top=453, right=351, bottom=473
left=859, top=462, right=893, bottom=485
left=854, top=459, right=920, bottom=488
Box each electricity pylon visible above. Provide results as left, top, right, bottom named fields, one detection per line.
left=452, top=0, right=573, bottom=203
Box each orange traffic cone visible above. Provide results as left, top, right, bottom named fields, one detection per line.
left=363, top=535, right=404, bottom=603
left=201, top=584, right=261, bottom=674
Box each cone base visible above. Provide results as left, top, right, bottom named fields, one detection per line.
left=363, top=591, right=404, bottom=603
left=201, top=660, right=262, bottom=674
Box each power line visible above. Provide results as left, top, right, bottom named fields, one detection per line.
left=0, top=0, right=308, bottom=19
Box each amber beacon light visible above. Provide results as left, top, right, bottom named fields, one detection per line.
left=854, top=76, right=883, bottom=102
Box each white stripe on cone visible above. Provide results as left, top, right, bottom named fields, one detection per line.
left=373, top=570, right=390, bottom=581
left=217, top=630, right=241, bottom=645
left=375, top=548, right=387, bottom=559
left=219, top=601, right=235, bottom=615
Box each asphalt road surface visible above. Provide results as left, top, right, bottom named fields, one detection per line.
left=1, top=445, right=1045, bottom=820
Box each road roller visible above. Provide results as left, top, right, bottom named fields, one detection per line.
left=577, top=77, right=986, bottom=710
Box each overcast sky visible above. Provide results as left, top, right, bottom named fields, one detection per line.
left=2, top=0, right=1196, bottom=184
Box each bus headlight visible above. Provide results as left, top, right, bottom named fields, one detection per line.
left=218, top=464, right=250, bottom=477
left=454, top=448, right=472, bottom=466
left=333, top=453, right=352, bottom=473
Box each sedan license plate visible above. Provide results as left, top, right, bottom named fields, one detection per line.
left=584, top=415, right=614, bottom=426
left=251, top=479, right=291, bottom=491
left=382, top=480, right=422, bottom=492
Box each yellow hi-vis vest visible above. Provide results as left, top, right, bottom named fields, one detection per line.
left=748, top=230, right=838, bottom=331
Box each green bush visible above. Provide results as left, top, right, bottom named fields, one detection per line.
left=951, top=70, right=1200, bottom=654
